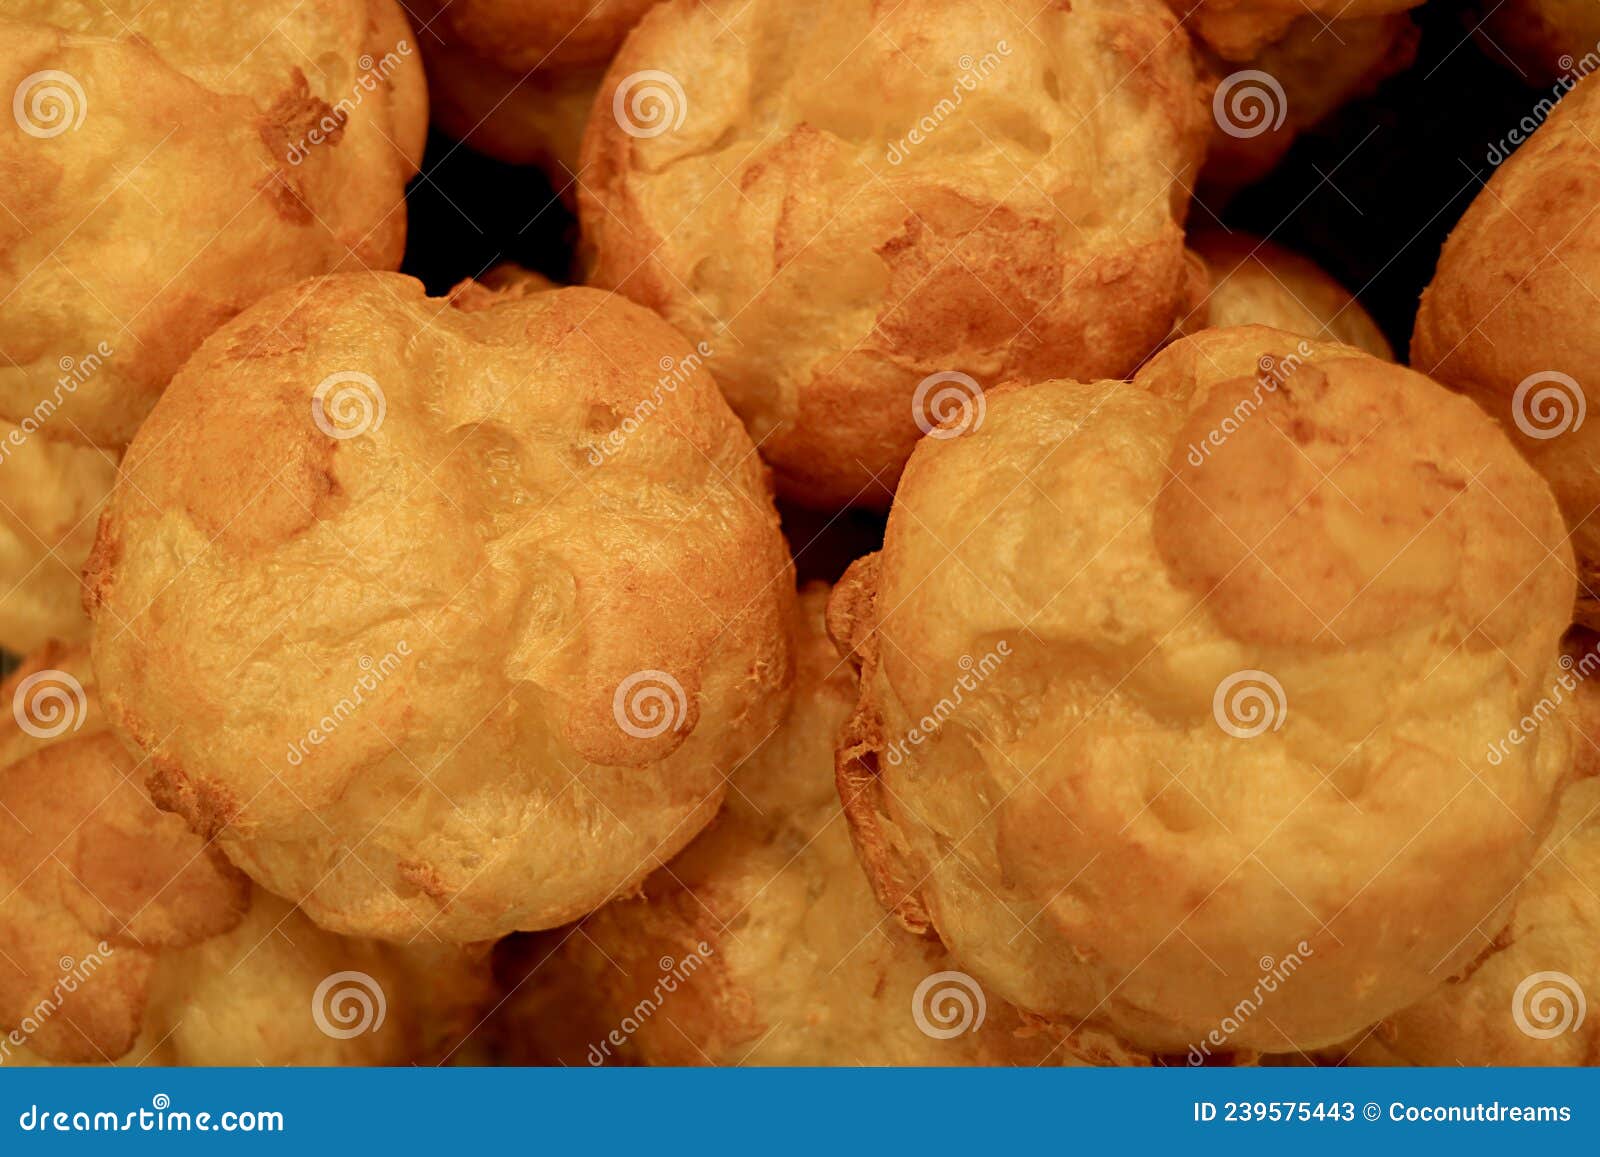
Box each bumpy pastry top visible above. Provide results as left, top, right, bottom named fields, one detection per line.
left=1186, top=232, right=1392, bottom=358
left=85, top=272, right=795, bottom=945
left=0, top=645, right=490, bottom=1067
left=1198, top=14, right=1418, bottom=191
left=1167, top=0, right=1423, bottom=60
left=0, top=423, right=117, bottom=652
left=832, top=326, right=1577, bottom=1056
left=1473, top=0, right=1600, bottom=83
left=1413, top=74, right=1600, bottom=624
left=0, top=0, right=427, bottom=447
left=494, top=587, right=1136, bottom=1066
left=580, top=0, right=1209, bottom=509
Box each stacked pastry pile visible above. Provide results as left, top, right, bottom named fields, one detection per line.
left=3, top=0, right=1598, bottom=1068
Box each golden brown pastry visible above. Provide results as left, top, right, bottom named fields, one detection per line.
left=833, top=326, right=1577, bottom=1057
left=1167, top=0, right=1423, bottom=61
left=1413, top=74, right=1600, bottom=626
left=580, top=0, right=1211, bottom=509
left=1341, top=773, right=1600, bottom=1066
left=1473, top=0, right=1600, bottom=84
left=1185, top=231, right=1393, bottom=358
left=493, top=586, right=1139, bottom=1066
left=0, top=646, right=490, bottom=1067
left=85, top=271, right=795, bottom=945
left=1199, top=14, right=1418, bottom=191
left=415, top=0, right=659, bottom=184
left=0, top=421, right=116, bottom=652
left=0, top=0, right=427, bottom=447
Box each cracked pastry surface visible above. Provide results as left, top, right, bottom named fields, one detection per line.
left=493, top=586, right=1139, bottom=1066
left=0, top=425, right=117, bottom=652
left=580, top=0, right=1210, bottom=509
left=84, top=271, right=795, bottom=944
left=831, top=325, right=1577, bottom=1056
left=1413, top=73, right=1600, bottom=627
left=1184, top=231, right=1392, bottom=358
left=0, top=0, right=427, bottom=447
left=0, top=645, right=490, bottom=1067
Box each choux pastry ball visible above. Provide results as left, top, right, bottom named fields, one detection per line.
left=1413, top=71, right=1600, bottom=626
left=85, top=271, right=795, bottom=945
left=832, top=325, right=1578, bottom=1056
left=0, top=645, right=490, bottom=1068
left=494, top=586, right=1142, bottom=1067
left=1185, top=231, right=1393, bottom=358
left=0, top=0, right=426, bottom=447
left=580, top=0, right=1211, bottom=508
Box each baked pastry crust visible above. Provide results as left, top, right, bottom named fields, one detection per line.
left=0, top=0, right=427, bottom=447
left=833, top=326, right=1577, bottom=1055
left=493, top=586, right=1141, bottom=1066
left=1413, top=74, right=1600, bottom=626
left=0, top=424, right=116, bottom=652
left=85, top=271, right=795, bottom=944
left=0, top=645, right=489, bottom=1066
left=580, top=0, right=1211, bottom=508
left=1473, top=0, right=1600, bottom=84
left=1183, top=231, right=1392, bottom=358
